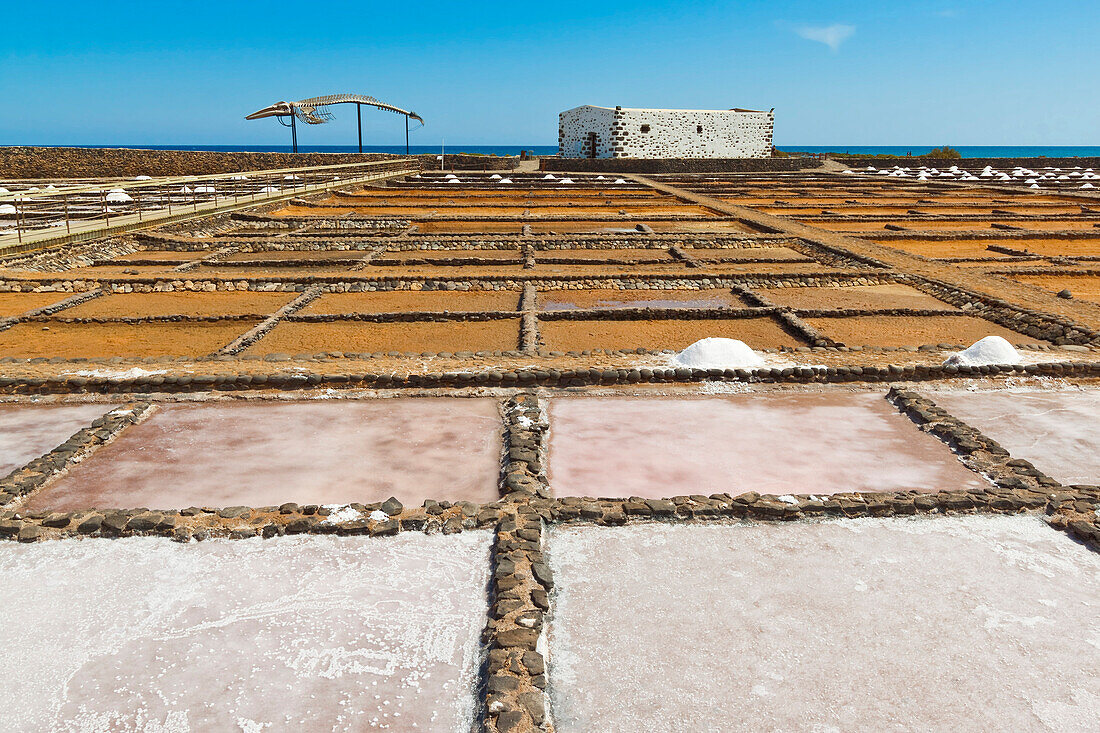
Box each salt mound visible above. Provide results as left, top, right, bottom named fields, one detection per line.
left=943, top=336, right=1022, bottom=367
left=673, top=338, right=765, bottom=369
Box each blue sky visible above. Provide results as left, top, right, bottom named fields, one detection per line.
left=2, top=0, right=1097, bottom=146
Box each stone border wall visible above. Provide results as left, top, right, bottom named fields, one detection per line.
left=539, top=157, right=822, bottom=174
left=0, top=147, right=406, bottom=179
left=831, top=156, right=1100, bottom=169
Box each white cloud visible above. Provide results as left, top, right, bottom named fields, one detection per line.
left=794, top=23, right=855, bottom=52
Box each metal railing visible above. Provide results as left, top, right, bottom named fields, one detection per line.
left=0, top=158, right=416, bottom=252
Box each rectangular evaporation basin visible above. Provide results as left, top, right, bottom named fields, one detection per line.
left=546, top=516, right=1100, bottom=732
left=759, top=283, right=954, bottom=310
left=928, top=389, right=1100, bottom=485
left=0, top=321, right=258, bottom=358
left=686, top=246, right=811, bottom=262
left=539, top=316, right=802, bottom=352
left=0, top=292, right=72, bottom=317
left=0, top=533, right=491, bottom=731
left=0, top=404, right=117, bottom=477
left=64, top=291, right=296, bottom=318
left=26, top=399, right=503, bottom=511
left=804, top=314, right=1041, bottom=348
left=246, top=318, right=521, bottom=355
left=538, top=289, right=746, bottom=311
left=1012, top=275, right=1100, bottom=305
left=301, top=290, right=521, bottom=315
left=547, top=393, right=986, bottom=497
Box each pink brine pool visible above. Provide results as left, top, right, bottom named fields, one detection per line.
left=27, top=398, right=502, bottom=510
left=548, top=393, right=986, bottom=497
left=0, top=403, right=117, bottom=477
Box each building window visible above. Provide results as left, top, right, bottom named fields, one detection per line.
left=640, top=124, right=650, bottom=133
left=697, top=125, right=703, bottom=133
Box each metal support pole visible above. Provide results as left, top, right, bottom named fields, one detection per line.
left=291, top=113, right=298, bottom=153
left=406, top=115, right=410, bottom=156
left=64, top=194, right=70, bottom=234
left=102, top=190, right=110, bottom=225
left=14, top=200, right=21, bottom=244
left=357, top=104, right=363, bottom=154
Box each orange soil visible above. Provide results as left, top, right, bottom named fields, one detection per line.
left=246, top=319, right=522, bottom=355
left=273, top=204, right=717, bottom=217
left=537, top=289, right=746, bottom=310
left=0, top=292, right=72, bottom=316
left=383, top=249, right=521, bottom=261
left=222, top=250, right=368, bottom=261
left=1011, top=275, right=1100, bottom=304
left=64, top=291, right=296, bottom=317
left=537, top=249, right=672, bottom=262
left=805, top=315, right=1041, bottom=347
left=702, top=262, right=843, bottom=274
left=872, top=240, right=1019, bottom=259
left=0, top=320, right=257, bottom=358
left=110, top=251, right=208, bottom=263
left=538, top=316, right=802, bottom=351
left=524, top=263, right=688, bottom=276
left=301, top=290, right=521, bottom=314
left=686, top=247, right=811, bottom=261
left=759, top=284, right=954, bottom=310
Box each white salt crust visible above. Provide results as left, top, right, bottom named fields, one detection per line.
left=546, top=516, right=1100, bottom=732
left=0, top=533, right=492, bottom=731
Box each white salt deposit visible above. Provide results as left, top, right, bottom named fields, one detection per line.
left=320, top=504, right=362, bottom=524
left=0, top=533, right=492, bottom=730
left=259, top=186, right=279, bottom=193
left=133, top=175, right=153, bottom=180
left=546, top=516, right=1100, bottom=732
left=498, top=178, right=513, bottom=184
left=444, top=173, right=457, bottom=178
left=613, top=178, right=627, bottom=184
left=283, top=174, right=301, bottom=180
left=558, top=177, right=574, bottom=184
left=489, top=174, right=501, bottom=179
left=943, top=336, right=1022, bottom=367
left=672, top=338, right=765, bottom=369
left=194, top=186, right=216, bottom=194
left=0, top=204, right=16, bottom=215
left=543, top=173, right=557, bottom=180
left=105, top=189, right=132, bottom=203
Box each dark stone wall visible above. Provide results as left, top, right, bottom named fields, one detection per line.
left=0, top=147, right=518, bottom=179
left=833, top=156, right=1100, bottom=169
left=539, top=157, right=821, bottom=173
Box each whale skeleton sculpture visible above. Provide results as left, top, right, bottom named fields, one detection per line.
left=246, top=94, right=424, bottom=153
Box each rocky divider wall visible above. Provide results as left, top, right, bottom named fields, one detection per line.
left=832, top=156, right=1100, bottom=169
left=0, top=148, right=518, bottom=179
left=539, top=157, right=821, bottom=173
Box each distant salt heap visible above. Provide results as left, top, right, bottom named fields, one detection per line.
left=943, top=336, right=1022, bottom=367
left=673, top=338, right=765, bottom=369
left=105, top=188, right=132, bottom=203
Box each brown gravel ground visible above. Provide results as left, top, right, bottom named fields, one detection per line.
left=1010, top=275, right=1100, bottom=304
left=0, top=320, right=257, bottom=358
left=0, top=292, right=73, bottom=316
left=108, top=250, right=208, bottom=262
left=686, top=246, right=812, bottom=261
left=537, top=288, right=748, bottom=310
left=64, top=291, right=296, bottom=318
left=539, top=316, right=804, bottom=351
left=805, top=315, right=1043, bottom=348
left=246, top=318, right=523, bottom=355
left=759, top=283, right=954, bottom=310
left=221, top=250, right=367, bottom=262
left=301, top=290, right=522, bottom=314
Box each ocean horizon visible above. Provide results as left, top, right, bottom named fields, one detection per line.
left=8, top=144, right=1100, bottom=158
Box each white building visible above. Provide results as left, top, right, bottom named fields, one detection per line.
left=558, top=105, right=774, bottom=159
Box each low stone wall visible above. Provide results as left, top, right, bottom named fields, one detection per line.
left=539, top=157, right=821, bottom=173
left=0, top=147, right=405, bottom=179
left=832, top=156, right=1100, bottom=169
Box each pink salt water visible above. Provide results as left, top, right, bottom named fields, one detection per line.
left=0, top=403, right=116, bottom=477
left=0, top=533, right=491, bottom=730
left=547, top=517, right=1100, bottom=732
left=28, top=399, right=502, bottom=510
left=929, top=388, right=1100, bottom=485
left=548, top=393, right=986, bottom=497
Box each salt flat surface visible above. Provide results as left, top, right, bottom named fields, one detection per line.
left=0, top=403, right=115, bottom=477
left=0, top=532, right=492, bottom=731
left=547, top=516, right=1100, bottom=732
left=548, top=393, right=986, bottom=497
left=930, top=389, right=1100, bottom=485
left=28, top=399, right=502, bottom=510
